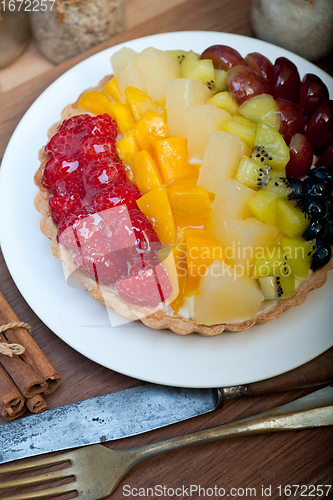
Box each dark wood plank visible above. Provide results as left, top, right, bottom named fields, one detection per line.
left=0, top=0, right=332, bottom=498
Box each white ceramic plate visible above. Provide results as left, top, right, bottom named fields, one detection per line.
left=0, top=31, right=332, bottom=388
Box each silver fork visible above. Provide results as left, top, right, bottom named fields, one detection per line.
left=1, top=386, right=332, bottom=500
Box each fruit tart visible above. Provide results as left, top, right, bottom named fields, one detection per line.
left=34, top=45, right=333, bottom=336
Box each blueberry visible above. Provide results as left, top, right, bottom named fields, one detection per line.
left=287, top=178, right=304, bottom=201
left=303, top=198, right=328, bottom=219
left=309, top=166, right=333, bottom=188
left=303, top=177, right=330, bottom=199
left=324, top=220, right=333, bottom=245
left=302, top=220, right=325, bottom=240
left=311, top=240, right=332, bottom=270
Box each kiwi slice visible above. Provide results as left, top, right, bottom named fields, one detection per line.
left=213, top=69, right=228, bottom=93
left=180, top=50, right=200, bottom=77
left=276, top=199, right=311, bottom=238
left=167, top=50, right=190, bottom=62
left=253, top=248, right=291, bottom=280
left=236, top=155, right=271, bottom=189
left=251, top=121, right=290, bottom=171
left=282, top=237, right=316, bottom=279
left=258, top=274, right=296, bottom=300
left=263, top=175, right=293, bottom=198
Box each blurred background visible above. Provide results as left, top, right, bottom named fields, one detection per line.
left=0, top=0, right=332, bottom=92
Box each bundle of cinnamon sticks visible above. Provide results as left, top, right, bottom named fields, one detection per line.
left=0, top=291, right=60, bottom=421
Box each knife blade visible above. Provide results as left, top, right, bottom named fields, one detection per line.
left=1, top=347, right=333, bottom=464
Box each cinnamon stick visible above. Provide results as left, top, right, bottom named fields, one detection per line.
left=26, top=394, right=48, bottom=414
left=0, top=364, right=25, bottom=418
left=4, top=406, right=26, bottom=421
left=0, top=292, right=60, bottom=394
left=0, top=330, right=46, bottom=398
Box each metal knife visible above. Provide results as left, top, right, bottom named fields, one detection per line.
left=1, top=348, right=333, bottom=464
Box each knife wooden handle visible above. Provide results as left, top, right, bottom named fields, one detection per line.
left=246, top=347, right=333, bottom=396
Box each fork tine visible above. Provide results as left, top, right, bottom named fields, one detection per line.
left=0, top=453, right=69, bottom=475
left=0, top=481, right=77, bottom=500
left=0, top=466, right=73, bottom=489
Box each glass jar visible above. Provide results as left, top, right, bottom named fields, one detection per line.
left=29, top=0, right=126, bottom=65
left=0, top=5, right=30, bottom=69
left=251, top=0, right=333, bottom=62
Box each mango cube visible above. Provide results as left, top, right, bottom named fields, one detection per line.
left=186, top=228, right=225, bottom=281
left=131, top=150, right=163, bottom=194
left=168, top=184, right=211, bottom=229
left=134, top=110, right=167, bottom=154
left=151, top=136, right=194, bottom=185
left=136, top=186, right=177, bottom=245
left=125, top=86, right=166, bottom=121
left=103, top=77, right=125, bottom=103
left=108, top=102, right=136, bottom=135
left=116, top=131, right=140, bottom=181
left=77, top=91, right=115, bottom=116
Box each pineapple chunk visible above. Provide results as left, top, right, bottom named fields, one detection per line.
left=187, top=105, right=231, bottom=160
left=117, top=59, right=146, bottom=94
left=166, top=78, right=212, bottom=138
left=135, top=47, right=181, bottom=105
left=195, top=261, right=264, bottom=325
left=197, top=131, right=247, bottom=194
left=239, top=94, right=280, bottom=130
left=209, top=180, right=255, bottom=241
left=217, top=218, right=280, bottom=272
left=248, top=190, right=277, bottom=226
left=110, top=47, right=138, bottom=77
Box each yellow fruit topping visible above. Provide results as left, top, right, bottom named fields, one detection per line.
left=78, top=91, right=114, bottom=116
left=168, top=184, right=211, bottom=230
left=116, top=131, right=140, bottom=182
left=186, top=228, right=225, bottom=287
left=103, top=77, right=125, bottom=103
left=131, top=150, right=163, bottom=194
left=136, top=186, right=177, bottom=245
left=125, top=86, right=166, bottom=121
left=108, top=102, right=136, bottom=135
left=151, top=136, right=194, bottom=185
left=133, top=110, right=167, bottom=154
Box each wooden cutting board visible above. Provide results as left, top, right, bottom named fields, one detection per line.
left=0, top=0, right=332, bottom=498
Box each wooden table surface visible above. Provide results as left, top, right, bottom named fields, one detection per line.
left=0, top=0, right=333, bottom=498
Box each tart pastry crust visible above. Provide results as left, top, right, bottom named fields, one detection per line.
left=34, top=78, right=333, bottom=336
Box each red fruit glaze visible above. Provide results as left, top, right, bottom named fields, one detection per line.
left=245, top=52, right=273, bottom=86
left=92, top=182, right=141, bottom=213
left=116, top=264, right=172, bottom=308
left=285, top=133, right=313, bottom=178
left=201, top=45, right=245, bottom=71
left=276, top=98, right=305, bottom=145
left=299, top=74, right=329, bottom=120
left=42, top=114, right=168, bottom=299
left=272, top=57, right=301, bottom=104
left=226, top=65, right=270, bottom=105
left=42, top=156, right=86, bottom=197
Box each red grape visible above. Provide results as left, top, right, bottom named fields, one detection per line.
left=276, top=98, right=305, bottom=145
left=305, top=100, right=333, bottom=155
left=226, top=65, right=270, bottom=105
left=315, top=141, right=333, bottom=169
left=271, top=57, right=301, bottom=104
left=201, top=45, right=245, bottom=71
left=245, top=52, right=273, bottom=87
left=285, top=133, right=313, bottom=178
left=299, top=74, right=329, bottom=120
